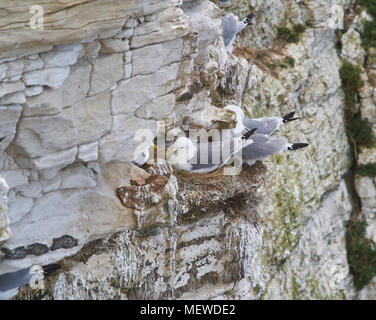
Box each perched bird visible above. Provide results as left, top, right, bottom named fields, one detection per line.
left=166, top=128, right=256, bottom=173
left=0, top=264, right=60, bottom=299
left=224, top=105, right=299, bottom=136
left=222, top=13, right=254, bottom=50
left=223, top=105, right=308, bottom=165
left=131, top=141, right=158, bottom=167
left=241, top=133, right=308, bottom=166
left=243, top=111, right=299, bottom=135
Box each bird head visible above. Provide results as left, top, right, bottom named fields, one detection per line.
left=166, top=137, right=196, bottom=165
left=30, top=265, right=44, bottom=276
left=30, top=264, right=61, bottom=277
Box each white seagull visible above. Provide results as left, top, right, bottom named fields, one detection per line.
left=223, top=105, right=308, bottom=165
left=132, top=141, right=158, bottom=167
left=222, top=13, right=254, bottom=51
left=241, top=134, right=309, bottom=166
left=0, top=264, right=60, bottom=299
left=166, top=128, right=256, bottom=173
left=224, top=105, right=299, bottom=136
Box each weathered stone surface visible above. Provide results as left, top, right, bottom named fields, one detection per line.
left=14, top=181, right=43, bottom=199
left=88, top=54, right=123, bottom=96
left=0, top=105, right=22, bottom=151
left=134, top=94, right=176, bottom=120
left=99, top=115, right=157, bottom=163
left=23, top=61, right=91, bottom=117
left=355, top=176, right=376, bottom=210
left=23, top=67, right=70, bottom=89
left=0, top=0, right=372, bottom=301
left=183, top=0, right=222, bottom=65
left=130, top=7, right=192, bottom=49
left=0, top=92, right=26, bottom=105
left=78, top=142, right=99, bottom=162
left=132, top=38, right=184, bottom=75
left=112, top=63, right=180, bottom=115
left=0, top=82, right=25, bottom=98
left=81, top=41, right=101, bottom=58
left=0, top=176, right=10, bottom=246
left=99, top=39, right=129, bottom=54
left=31, top=147, right=77, bottom=171
left=24, top=56, right=44, bottom=72
left=4, top=60, right=24, bottom=79
left=24, top=86, right=43, bottom=97
left=60, top=163, right=97, bottom=189
left=0, top=0, right=177, bottom=60
left=341, top=27, right=365, bottom=65
left=11, top=91, right=111, bottom=158
left=8, top=193, right=34, bottom=225
left=0, top=170, right=28, bottom=189
left=40, top=44, right=82, bottom=68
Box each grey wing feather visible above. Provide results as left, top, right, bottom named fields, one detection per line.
left=189, top=138, right=237, bottom=171
left=243, top=117, right=281, bottom=135
left=0, top=268, right=31, bottom=292
left=222, top=14, right=239, bottom=47
left=242, top=134, right=288, bottom=162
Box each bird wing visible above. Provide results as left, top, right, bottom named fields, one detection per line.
left=243, top=117, right=282, bottom=135
left=241, top=134, right=288, bottom=162
left=0, top=267, right=31, bottom=292
left=189, top=137, right=244, bottom=171
left=222, top=13, right=239, bottom=47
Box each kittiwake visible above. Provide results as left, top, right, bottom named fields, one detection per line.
left=241, top=133, right=309, bottom=166
left=0, top=264, right=60, bottom=300
left=166, top=128, right=256, bottom=173
left=132, top=140, right=157, bottom=167
left=224, top=105, right=299, bottom=136
left=222, top=13, right=254, bottom=51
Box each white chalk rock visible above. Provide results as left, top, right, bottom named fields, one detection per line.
left=111, top=62, right=180, bottom=115
left=78, top=142, right=99, bottom=162
left=0, top=175, right=10, bottom=245
left=12, top=91, right=111, bottom=158
left=40, top=44, right=83, bottom=68
left=23, top=67, right=70, bottom=89
left=8, top=192, right=34, bottom=225
left=15, top=181, right=43, bottom=199
left=24, top=86, right=43, bottom=97
left=0, top=105, right=22, bottom=151
left=0, top=91, right=26, bottom=105
left=0, top=170, right=29, bottom=189
left=60, top=163, right=97, bottom=189
left=31, top=147, right=78, bottom=171
left=0, top=81, right=25, bottom=98
left=88, top=54, right=123, bottom=96
left=22, top=61, right=91, bottom=117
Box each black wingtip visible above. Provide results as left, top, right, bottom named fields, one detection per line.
left=42, top=264, right=61, bottom=276
left=244, top=13, right=254, bottom=25
left=282, top=111, right=299, bottom=123
left=242, top=128, right=257, bottom=140
left=288, top=143, right=309, bottom=151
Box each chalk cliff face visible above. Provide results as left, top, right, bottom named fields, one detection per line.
left=0, top=0, right=374, bottom=299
